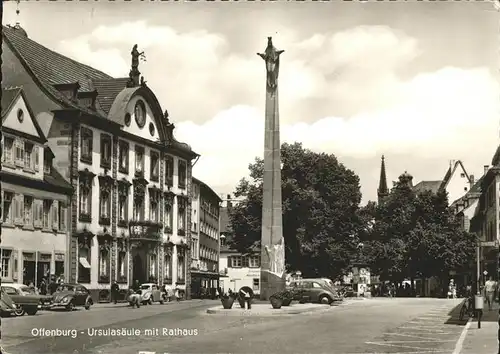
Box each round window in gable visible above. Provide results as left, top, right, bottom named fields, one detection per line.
left=149, top=122, right=155, bottom=136
left=17, top=109, right=24, bottom=123
left=124, top=113, right=131, bottom=127
left=134, top=100, right=146, bottom=128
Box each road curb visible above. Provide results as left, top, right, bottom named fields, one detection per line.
left=206, top=304, right=331, bottom=316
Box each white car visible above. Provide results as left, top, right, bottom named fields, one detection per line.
left=138, top=283, right=164, bottom=305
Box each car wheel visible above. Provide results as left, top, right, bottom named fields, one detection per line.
left=84, top=302, right=91, bottom=310
left=148, top=298, right=153, bottom=305
left=160, top=300, right=164, bottom=305
left=66, top=302, right=74, bottom=311
left=319, top=295, right=332, bottom=305
left=14, top=307, right=25, bottom=316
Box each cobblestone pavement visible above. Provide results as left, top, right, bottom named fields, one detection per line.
left=2, top=298, right=466, bottom=354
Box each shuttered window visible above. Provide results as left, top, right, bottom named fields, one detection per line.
left=14, top=140, right=24, bottom=165
left=13, top=194, right=24, bottom=224
left=58, top=203, right=67, bottom=231
left=34, top=146, right=40, bottom=171
left=52, top=200, right=59, bottom=230
left=34, top=199, right=43, bottom=228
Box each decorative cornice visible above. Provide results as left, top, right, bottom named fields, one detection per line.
left=98, top=175, right=114, bottom=193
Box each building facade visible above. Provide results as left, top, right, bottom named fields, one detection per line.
left=190, top=178, right=221, bottom=298
left=3, top=24, right=198, bottom=300
left=1, top=87, right=72, bottom=286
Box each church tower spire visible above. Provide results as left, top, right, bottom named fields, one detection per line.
left=377, top=155, right=389, bottom=204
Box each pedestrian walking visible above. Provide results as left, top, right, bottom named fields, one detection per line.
left=484, top=276, right=497, bottom=310
left=111, top=281, right=119, bottom=304
left=39, top=278, right=47, bottom=295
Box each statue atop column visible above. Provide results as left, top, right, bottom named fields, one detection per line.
left=257, top=37, right=285, bottom=93
left=127, top=44, right=146, bottom=88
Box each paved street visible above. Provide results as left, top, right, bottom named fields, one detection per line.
left=2, top=298, right=467, bottom=354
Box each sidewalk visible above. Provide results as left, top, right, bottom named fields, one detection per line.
left=460, top=303, right=498, bottom=354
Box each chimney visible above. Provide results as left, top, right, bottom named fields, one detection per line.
left=226, top=194, right=232, bottom=209
left=469, top=174, right=474, bottom=188
left=484, top=165, right=489, bottom=176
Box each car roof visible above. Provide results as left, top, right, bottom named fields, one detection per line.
left=61, top=283, right=82, bottom=286
left=141, top=283, right=156, bottom=286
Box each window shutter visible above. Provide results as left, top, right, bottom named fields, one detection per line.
left=18, top=195, right=24, bottom=224
left=34, top=200, right=42, bottom=228
left=61, top=206, right=67, bottom=231
left=1, top=137, right=4, bottom=163
left=227, top=256, right=232, bottom=268
left=34, top=146, right=39, bottom=171
left=52, top=201, right=59, bottom=230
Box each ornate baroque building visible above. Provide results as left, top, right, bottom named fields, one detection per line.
left=1, top=87, right=72, bottom=286
left=2, top=24, right=198, bottom=300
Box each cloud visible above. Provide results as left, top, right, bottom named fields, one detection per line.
left=55, top=21, right=499, bottom=203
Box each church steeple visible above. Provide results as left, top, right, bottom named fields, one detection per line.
left=377, top=155, right=389, bottom=204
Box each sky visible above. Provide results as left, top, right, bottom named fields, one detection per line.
left=3, top=2, right=500, bottom=204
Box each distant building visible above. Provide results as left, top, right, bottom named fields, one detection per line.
left=190, top=178, right=221, bottom=298
left=470, top=162, right=500, bottom=283
left=218, top=197, right=261, bottom=295
left=1, top=87, right=73, bottom=286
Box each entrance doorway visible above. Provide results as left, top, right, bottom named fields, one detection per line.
left=133, top=254, right=145, bottom=284
left=23, top=257, right=36, bottom=286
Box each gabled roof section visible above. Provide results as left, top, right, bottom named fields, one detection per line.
left=220, top=207, right=231, bottom=234
left=1, top=87, right=21, bottom=116
left=439, top=160, right=470, bottom=190
left=193, top=177, right=222, bottom=203
left=2, top=87, right=47, bottom=142
left=92, top=78, right=129, bottom=114
left=413, top=180, right=442, bottom=194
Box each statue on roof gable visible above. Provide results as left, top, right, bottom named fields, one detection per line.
left=127, top=45, right=146, bottom=87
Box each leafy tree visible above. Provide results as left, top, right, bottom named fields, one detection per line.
left=363, top=177, right=476, bottom=287
left=229, top=142, right=363, bottom=279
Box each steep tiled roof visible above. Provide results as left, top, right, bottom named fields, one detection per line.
left=413, top=180, right=442, bottom=194
left=44, top=167, right=73, bottom=192
left=1, top=87, right=21, bottom=117
left=3, top=26, right=112, bottom=89
left=92, top=78, right=130, bottom=114
left=3, top=25, right=109, bottom=119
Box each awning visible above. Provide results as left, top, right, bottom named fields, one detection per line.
left=79, top=257, right=91, bottom=269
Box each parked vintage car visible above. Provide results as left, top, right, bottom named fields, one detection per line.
left=0, top=288, right=18, bottom=316
left=137, top=283, right=164, bottom=305
left=50, top=283, right=93, bottom=311
left=1, top=284, right=47, bottom=316
left=288, top=279, right=341, bottom=304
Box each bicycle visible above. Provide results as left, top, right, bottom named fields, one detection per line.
left=459, top=296, right=475, bottom=321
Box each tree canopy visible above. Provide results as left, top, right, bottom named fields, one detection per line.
left=228, top=142, right=364, bottom=279
left=359, top=176, right=476, bottom=283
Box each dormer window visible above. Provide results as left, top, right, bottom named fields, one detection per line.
left=53, top=83, right=80, bottom=101
left=77, top=91, right=97, bottom=109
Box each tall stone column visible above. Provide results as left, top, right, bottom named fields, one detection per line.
left=258, top=37, right=286, bottom=300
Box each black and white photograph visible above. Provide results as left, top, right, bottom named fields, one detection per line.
left=1, top=1, right=499, bottom=353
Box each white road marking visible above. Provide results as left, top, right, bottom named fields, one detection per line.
left=406, top=322, right=449, bottom=327
left=365, top=341, right=446, bottom=350
left=375, top=340, right=455, bottom=343
left=452, top=317, right=472, bottom=354
left=382, top=332, right=451, bottom=340
left=399, top=326, right=447, bottom=332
